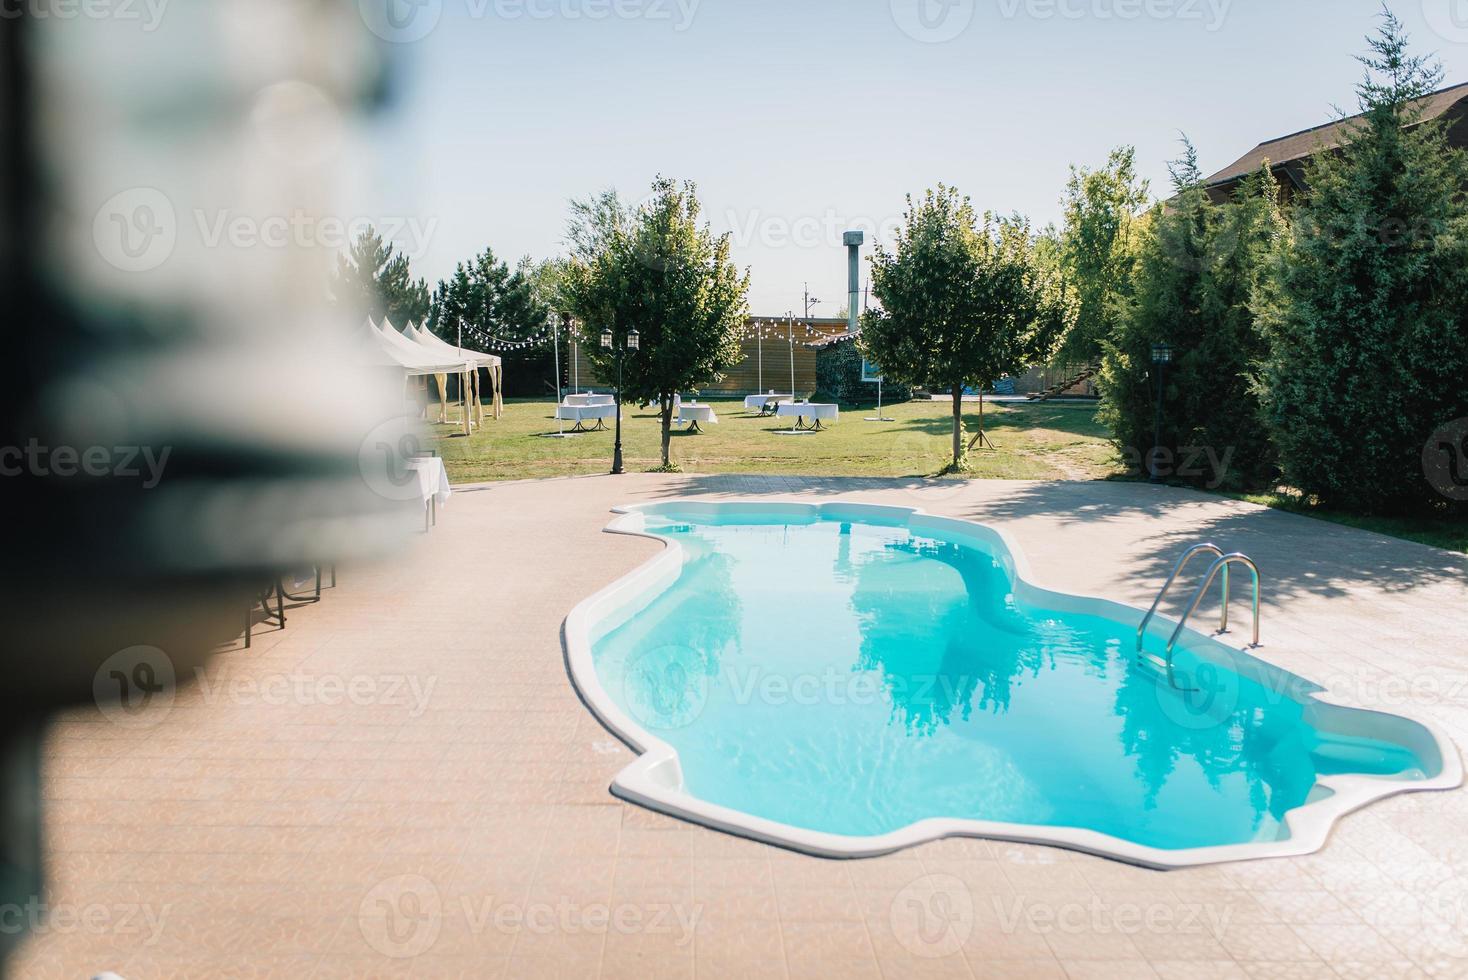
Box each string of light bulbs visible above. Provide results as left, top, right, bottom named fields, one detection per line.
left=473, top=318, right=842, bottom=352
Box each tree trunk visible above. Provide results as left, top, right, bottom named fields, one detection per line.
left=660, top=394, right=673, bottom=468
left=951, top=383, right=964, bottom=470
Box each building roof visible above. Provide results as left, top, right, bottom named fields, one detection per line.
left=1203, top=81, right=1468, bottom=189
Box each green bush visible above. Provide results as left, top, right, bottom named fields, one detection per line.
left=1099, top=147, right=1284, bottom=491
left=814, top=340, right=912, bottom=407
left=1255, top=16, right=1468, bottom=515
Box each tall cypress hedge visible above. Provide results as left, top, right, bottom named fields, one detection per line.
left=1098, top=147, right=1284, bottom=491
left=1255, top=14, right=1468, bottom=515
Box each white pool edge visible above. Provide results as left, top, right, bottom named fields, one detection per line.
left=563, top=499, right=1464, bottom=870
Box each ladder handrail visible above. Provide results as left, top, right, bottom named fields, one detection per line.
left=1136, top=544, right=1224, bottom=653
left=1166, top=554, right=1261, bottom=661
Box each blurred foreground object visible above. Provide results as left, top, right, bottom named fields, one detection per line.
left=0, top=1, right=418, bottom=966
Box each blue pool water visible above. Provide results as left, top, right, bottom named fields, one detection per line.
left=590, top=509, right=1432, bottom=851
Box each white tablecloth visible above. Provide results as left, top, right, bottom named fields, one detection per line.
left=563, top=393, right=615, bottom=408
left=405, top=457, right=451, bottom=507
left=745, top=394, right=793, bottom=411
left=556, top=404, right=618, bottom=422
left=679, top=403, right=719, bottom=425
left=776, top=402, right=839, bottom=422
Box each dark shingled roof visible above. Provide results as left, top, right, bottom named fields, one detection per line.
left=1203, top=82, right=1468, bottom=188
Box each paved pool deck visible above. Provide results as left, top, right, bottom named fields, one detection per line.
left=16, top=475, right=1468, bottom=979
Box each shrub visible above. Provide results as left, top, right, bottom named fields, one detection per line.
left=814, top=341, right=912, bottom=406
left=1254, top=14, right=1468, bottom=515
left=1099, top=146, right=1285, bottom=491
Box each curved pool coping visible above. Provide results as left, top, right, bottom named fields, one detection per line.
left=563, top=499, right=1464, bottom=870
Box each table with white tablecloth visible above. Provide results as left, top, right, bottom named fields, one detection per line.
left=677, top=402, right=719, bottom=433
left=744, top=393, right=793, bottom=415
left=405, top=456, right=451, bottom=530
left=775, top=402, right=839, bottom=431
left=563, top=393, right=615, bottom=408
left=556, top=402, right=618, bottom=431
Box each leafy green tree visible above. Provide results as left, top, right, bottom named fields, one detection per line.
left=565, top=189, right=632, bottom=263
left=1099, top=143, right=1285, bottom=491
left=1058, top=147, right=1150, bottom=363
left=861, top=186, right=1069, bottom=472
left=563, top=177, right=750, bottom=470
left=330, top=227, right=430, bottom=327
left=519, top=255, right=568, bottom=317
left=1255, top=12, right=1468, bottom=514
left=427, top=247, right=548, bottom=350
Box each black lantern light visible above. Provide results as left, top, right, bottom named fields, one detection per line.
left=1149, top=343, right=1175, bottom=483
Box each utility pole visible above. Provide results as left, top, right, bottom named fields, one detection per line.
left=756, top=320, right=763, bottom=393
left=541, top=313, right=573, bottom=439
left=787, top=310, right=796, bottom=399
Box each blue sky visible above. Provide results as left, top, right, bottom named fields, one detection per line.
left=361, top=0, right=1468, bottom=314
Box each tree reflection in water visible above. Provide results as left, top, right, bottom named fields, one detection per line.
left=1113, top=652, right=1312, bottom=824
left=617, top=529, right=742, bottom=732
left=848, top=534, right=1053, bottom=735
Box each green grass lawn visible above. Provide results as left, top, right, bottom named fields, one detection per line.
left=432, top=397, right=1467, bottom=554
left=433, top=397, right=1122, bottom=484
left=1227, top=491, right=1468, bottom=555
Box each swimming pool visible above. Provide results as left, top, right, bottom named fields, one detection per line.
left=566, top=501, right=1461, bottom=868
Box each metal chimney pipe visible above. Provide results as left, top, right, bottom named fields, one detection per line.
left=843, top=230, right=864, bottom=334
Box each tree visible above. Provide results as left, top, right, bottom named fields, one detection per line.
left=330, top=227, right=430, bottom=327
left=1255, top=11, right=1468, bottom=514
left=1057, top=147, right=1150, bottom=363
left=563, top=177, right=750, bottom=470
left=861, top=186, right=1069, bottom=472
left=519, top=255, right=568, bottom=318
left=1099, top=143, right=1286, bottom=491
left=427, top=247, right=548, bottom=351
left=565, top=189, right=632, bottom=264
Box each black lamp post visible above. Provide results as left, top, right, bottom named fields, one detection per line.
left=602, top=326, right=640, bottom=475
left=1150, top=342, right=1174, bottom=483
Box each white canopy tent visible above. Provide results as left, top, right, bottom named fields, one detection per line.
left=377, top=318, right=483, bottom=433
left=360, top=318, right=476, bottom=436
left=406, top=322, right=504, bottom=422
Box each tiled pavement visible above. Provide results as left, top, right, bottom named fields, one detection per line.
left=14, top=474, right=1468, bottom=979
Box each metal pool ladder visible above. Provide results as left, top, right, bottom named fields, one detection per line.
left=1136, top=544, right=1262, bottom=669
